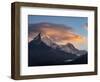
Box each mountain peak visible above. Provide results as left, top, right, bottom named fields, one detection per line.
left=34, top=32, right=42, bottom=41
left=32, top=32, right=59, bottom=49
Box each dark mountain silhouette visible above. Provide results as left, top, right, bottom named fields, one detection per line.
left=66, top=53, right=88, bottom=64
left=28, top=33, right=88, bottom=66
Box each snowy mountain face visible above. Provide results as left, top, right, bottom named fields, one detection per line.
left=60, top=43, right=87, bottom=56
left=33, top=33, right=87, bottom=56
left=60, top=43, right=78, bottom=54
left=33, top=33, right=60, bottom=49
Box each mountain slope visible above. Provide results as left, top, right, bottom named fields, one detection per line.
left=60, top=43, right=87, bottom=56
left=33, top=33, right=59, bottom=49
left=28, top=33, right=88, bottom=66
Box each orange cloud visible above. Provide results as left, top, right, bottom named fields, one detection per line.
left=28, top=23, right=87, bottom=49
left=38, top=27, right=85, bottom=45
